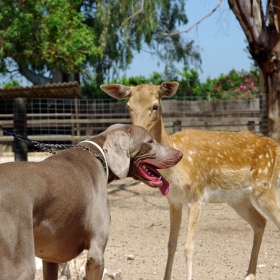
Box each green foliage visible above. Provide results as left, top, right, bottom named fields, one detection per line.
left=84, top=68, right=260, bottom=100
left=82, top=71, right=166, bottom=99
left=175, top=67, right=202, bottom=98
left=0, top=0, right=200, bottom=86
left=0, top=0, right=97, bottom=73
left=82, top=75, right=111, bottom=100
left=85, top=0, right=201, bottom=84
left=111, top=72, right=166, bottom=86
left=2, top=80, right=20, bottom=88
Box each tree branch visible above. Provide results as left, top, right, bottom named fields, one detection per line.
left=19, top=66, right=51, bottom=85
left=162, top=0, right=223, bottom=36
left=121, top=0, right=144, bottom=26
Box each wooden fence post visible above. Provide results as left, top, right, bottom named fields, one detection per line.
left=173, top=119, right=182, bottom=133
left=247, top=121, right=255, bottom=133
left=259, top=93, right=267, bottom=135
left=13, top=98, right=28, bottom=161
left=0, top=129, right=3, bottom=157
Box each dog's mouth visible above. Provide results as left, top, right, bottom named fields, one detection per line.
left=136, top=161, right=170, bottom=196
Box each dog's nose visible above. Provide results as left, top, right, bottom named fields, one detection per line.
left=177, top=150, right=183, bottom=159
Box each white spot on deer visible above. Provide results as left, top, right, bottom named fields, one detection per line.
left=259, top=154, right=263, bottom=159
left=268, top=162, right=271, bottom=167
left=187, top=156, right=193, bottom=163
left=209, top=169, right=214, bottom=175
left=203, top=186, right=253, bottom=203
left=263, top=167, right=268, bottom=174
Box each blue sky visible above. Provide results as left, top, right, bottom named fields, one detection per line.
left=121, top=0, right=253, bottom=82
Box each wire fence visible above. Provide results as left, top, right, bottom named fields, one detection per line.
left=0, top=94, right=267, bottom=163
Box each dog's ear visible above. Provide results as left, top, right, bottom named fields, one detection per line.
left=103, top=129, right=130, bottom=179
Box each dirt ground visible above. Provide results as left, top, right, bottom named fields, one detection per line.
left=36, top=177, right=280, bottom=280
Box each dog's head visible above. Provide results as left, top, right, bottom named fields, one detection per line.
left=103, top=124, right=182, bottom=196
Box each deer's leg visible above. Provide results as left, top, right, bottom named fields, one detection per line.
left=229, top=198, right=266, bottom=280
left=43, top=260, right=59, bottom=280
left=184, top=200, right=201, bottom=280
left=252, top=188, right=280, bottom=230
left=163, top=203, right=182, bottom=280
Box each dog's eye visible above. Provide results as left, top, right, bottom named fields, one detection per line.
left=147, top=139, right=154, bottom=144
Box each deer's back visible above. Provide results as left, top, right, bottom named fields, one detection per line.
left=163, top=129, right=280, bottom=204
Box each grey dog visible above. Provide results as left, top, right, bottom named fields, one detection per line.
left=0, top=124, right=182, bottom=280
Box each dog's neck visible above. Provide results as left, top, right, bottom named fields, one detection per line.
left=82, top=133, right=118, bottom=184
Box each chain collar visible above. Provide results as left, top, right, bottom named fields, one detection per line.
left=79, top=140, right=109, bottom=179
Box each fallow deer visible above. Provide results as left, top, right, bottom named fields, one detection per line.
left=101, top=82, right=280, bottom=280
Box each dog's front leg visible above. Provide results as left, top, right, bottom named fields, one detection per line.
left=43, top=260, right=59, bottom=280
left=86, top=244, right=105, bottom=280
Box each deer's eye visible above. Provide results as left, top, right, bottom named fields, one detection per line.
left=152, top=104, right=159, bottom=111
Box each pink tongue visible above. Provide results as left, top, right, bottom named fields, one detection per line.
left=159, top=177, right=170, bottom=196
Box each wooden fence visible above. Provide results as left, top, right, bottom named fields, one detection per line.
left=0, top=96, right=267, bottom=160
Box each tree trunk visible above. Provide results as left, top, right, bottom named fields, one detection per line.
left=19, top=66, right=51, bottom=85
left=19, top=66, right=79, bottom=85
left=266, top=71, right=280, bottom=137
left=228, top=0, right=280, bottom=139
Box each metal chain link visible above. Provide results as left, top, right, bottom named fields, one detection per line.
left=32, top=142, right=94, bottom=155
left=0, top=126, right=107, bottom=173
left=31, top=142, right=78, bottom=154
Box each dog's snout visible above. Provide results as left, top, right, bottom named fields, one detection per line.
left=177, top=150, right=183, bottom=159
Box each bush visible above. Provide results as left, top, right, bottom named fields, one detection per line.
left=211, top=69, right=260, bottom=100
left=81, top=68, right=260, bottom=100
left=2, top=80, right=20, bottom=88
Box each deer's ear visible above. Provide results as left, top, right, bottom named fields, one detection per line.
left=100, top=84, right=132, bottom=100
left=159, top=82, right=179, bottom=98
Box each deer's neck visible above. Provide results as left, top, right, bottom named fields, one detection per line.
left=152, top=118, right=172, bottom=146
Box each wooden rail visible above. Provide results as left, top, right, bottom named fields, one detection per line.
left=0, top=113, right=132, bottom=142
left=0, top=111, right=265, bottom=143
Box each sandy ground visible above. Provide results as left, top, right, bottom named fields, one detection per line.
left=33, top=177, right=280, bottom=280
